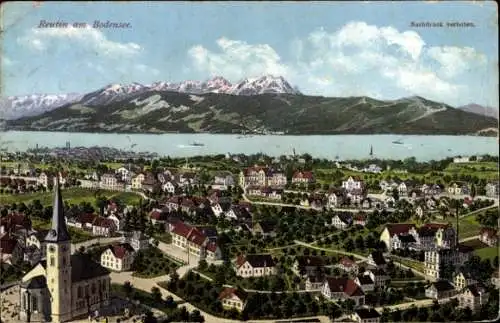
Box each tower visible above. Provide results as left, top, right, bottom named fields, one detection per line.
left=44, top=178, right=72, bottom=322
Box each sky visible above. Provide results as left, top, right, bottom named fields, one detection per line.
left=1, top=1, right=498, bottom=108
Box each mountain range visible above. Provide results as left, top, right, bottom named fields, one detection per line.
left=0, top=75, right=299, bottom=120
left=457, top=104, right=499, bottom=120
left=1, top=75, right=498, bottom=136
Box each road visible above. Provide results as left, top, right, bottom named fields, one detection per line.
left=71, top=236, right=122, bottom=253
left=294, top=240, right=368, bottom=261
left=243, top=193, right=375, bottom=213
left=375, top=296, right=454, bottom=312
left=110, top=271, right=328, bottom=323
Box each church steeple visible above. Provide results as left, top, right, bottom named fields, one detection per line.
left=45, top=176, right=71, bottom=242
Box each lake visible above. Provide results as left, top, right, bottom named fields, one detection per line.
left=0, top=131, right=498, bottom=161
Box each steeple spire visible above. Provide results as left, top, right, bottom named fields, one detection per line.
left=45, top=176, right=71, bottom=242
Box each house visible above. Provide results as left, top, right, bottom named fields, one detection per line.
left=425, top=280, right=456, bottom=299
left=348, top=189, right=366, bottom=204
left=479, top=227, right=498, bottom=247
left=327, top=190, right=345, bottom=209
left=338, top=257, right=359, bottom=274
left=412, top=223, right=456, bottom=250
left=115, top=166, right=133, bottom=182
left=100, top=173, right=123, bottom=191
left=354, top=274, right=375, bottom=293
left=225, top=205, right=252, bottom=222
left=361, top=198, right=372, bottom=209
left=305, top=274, right=325, bottom=291
left=26, top=229, right=49, bottom=259
left=239, top=166, right=287, bottom=188
left=458, top=284, right=490, bottom=312
left=485, top=182, right=499, bottom=198
left=379, top=223, right=416, bottom=251
left=321, top=277, right=365, bottom=306
left=364, top=269, right=389, bottom=288
left=252, top=221, right=277, bottom=237
left=293, top=255, right=324, bottom=277
left=131, top=173, right=146, bottom=190
left=367, top=251, right=387, bottom=269
left=454, top=269, right=477, bottom=291
left=162, top=181, right=178, bottom=194
left=391, top=234, right=417, bottom=251
left=171, top=221, right=222, bottom=261
left=37, top=172, right=53, bottom=188
left=92, top=217, right=117, bottom=237
left=447, top=182, right=469, bottom=195
left=342, top=176, right=364, bottom=192
left=235, top=254, right=277, bottom=278
left=213, top=171, right=234, bottom=189
left=100, top=243, right=136, bottom=272
left=353, top=213, right=367, bottom=227
left=331, top=213, right=353, bottom=230
left=218, top=287, right=248, bottom=312
left=398, top=181, right=409, bottom=196
left=424, top=247, right=473, bottom=280
left=0, top=235, right=23, bottom=264
left=352, top=308, right=381, bottom=323
left=211, top=201, right=232, bottom=218
left=291, top=171, right=315, bottom=184
left=124, top=231, right=150, bottom=251
left=384, top=196, right=396, bottom=208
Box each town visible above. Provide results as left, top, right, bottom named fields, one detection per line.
left=0, top=149, right=498, bottom=323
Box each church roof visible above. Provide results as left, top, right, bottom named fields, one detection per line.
left=71, top=254, right=110, bottom=282
left=44, top=178, right=71, bottom=243
left=21, top=275, right=47, bottom=289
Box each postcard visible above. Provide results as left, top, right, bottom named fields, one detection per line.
left=0, top=1, right=498, bottom=323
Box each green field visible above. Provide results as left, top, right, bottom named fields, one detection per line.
left=31, top=217, right=93, bottom=243
left=458, top=215, right=482, bottom=239
left=0, top=188, right=141, bottom=207
left=475, top=247, right=498, bottom=261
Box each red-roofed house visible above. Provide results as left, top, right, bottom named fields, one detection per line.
left=338, top=257, right=359, bottom=274
left=292, top=171, right=315, bottom=184
left=479, top=227, right=498, bottom=247
left=321, top=277, right=365, bottom=306
left=0, top=234, right=23, bottom=264
left=92, top=217, right=117, bottom=237
left=218, top=287, right=248, bottom=312
left=100, top=243, right=136, bottom=271
left=380, top=223, right=416, bottom=251
left=0, top=212, right=32, bottom=235
left=171, top=221, right=222, bottom=261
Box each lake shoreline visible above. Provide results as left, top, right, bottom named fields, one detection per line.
left=0, top=131, right=498, bottom=161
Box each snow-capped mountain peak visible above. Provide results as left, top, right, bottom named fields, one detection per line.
left=1, top=75, right=301, bottom=120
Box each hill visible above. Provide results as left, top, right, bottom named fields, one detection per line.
left=5, top=91, right=498, bottom=136
left=457, top=104, right=499, bottom=120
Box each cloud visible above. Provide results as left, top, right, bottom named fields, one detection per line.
left=427, top=46, right=487, bottom=78
left=17, top=26, right=141, bottom=57
left=188, top=37, right=290, bottom=80
left=187, top=21, right=490, bottom=106
left=2, top=56, right=15, bottom=66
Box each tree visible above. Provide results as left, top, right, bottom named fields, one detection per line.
left=151, top=286, right=162, bottom=303
left=123, top=281, right=133, bottom=299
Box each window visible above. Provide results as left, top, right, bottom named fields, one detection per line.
left=50, top=257, right=55, bottom=266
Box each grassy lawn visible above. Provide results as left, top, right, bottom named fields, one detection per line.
left=0, top=188, right=141, bottom=207
left=392, top=256, right=425, bottom=273
left=458, top=215, right=482, bottom=239
left=132, top=247, right=183, bottom=278
left=475, top=247, right=498, bottom=261
left=31, top=217, right=94, bottom=243
left=444, top=162, right=498, bottom=179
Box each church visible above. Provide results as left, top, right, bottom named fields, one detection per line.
left=19, top=179, right=112, bottom=322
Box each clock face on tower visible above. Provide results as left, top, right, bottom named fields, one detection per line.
left=61, top=245, right=67, bottom=252
left=49, top=246, right=56, bottom=253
